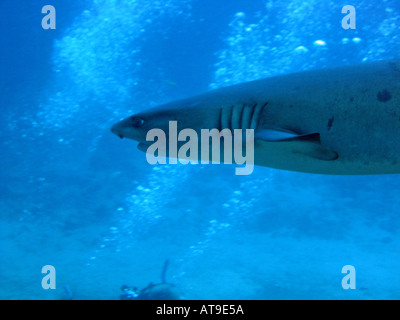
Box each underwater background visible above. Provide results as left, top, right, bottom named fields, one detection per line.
left=1, top=0, right=399, bottom=299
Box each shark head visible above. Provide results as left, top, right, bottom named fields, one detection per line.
left=111, top=109, right=168, bottom=152
left=110, top=98, right=214, bottom=152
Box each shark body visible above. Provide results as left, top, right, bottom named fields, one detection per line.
left=111, top=58, right=400, bottom=175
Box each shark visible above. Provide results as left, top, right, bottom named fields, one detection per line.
left=111, top=58, right=400, bottom=175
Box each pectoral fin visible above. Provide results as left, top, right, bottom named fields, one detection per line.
left=255, top=129, right=338, bottom=161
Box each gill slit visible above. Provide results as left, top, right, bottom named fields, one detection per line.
left=257, top=102, right=269, bottom=129
left=228, top=105, right=233, bottom=131
left=218, top=108, right=222, bottom=131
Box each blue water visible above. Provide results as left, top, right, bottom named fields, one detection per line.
left=1, top=0, right=400, bottom=299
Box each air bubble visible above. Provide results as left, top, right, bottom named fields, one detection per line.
left=313, top=40, right=326, bottom=46
left=235, top=12, right=246, bottom=19
left=294, top=46, right=309, bottom=53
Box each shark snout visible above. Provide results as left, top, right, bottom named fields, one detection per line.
left=111, top=115, right=149, bottom=142
left=110, top=123, right=124, bottom=139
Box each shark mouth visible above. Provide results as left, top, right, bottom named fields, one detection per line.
left=137, top=142, right=149, bottom=152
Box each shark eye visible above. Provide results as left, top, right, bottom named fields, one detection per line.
left=131, top=117, right=144, bottom=128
